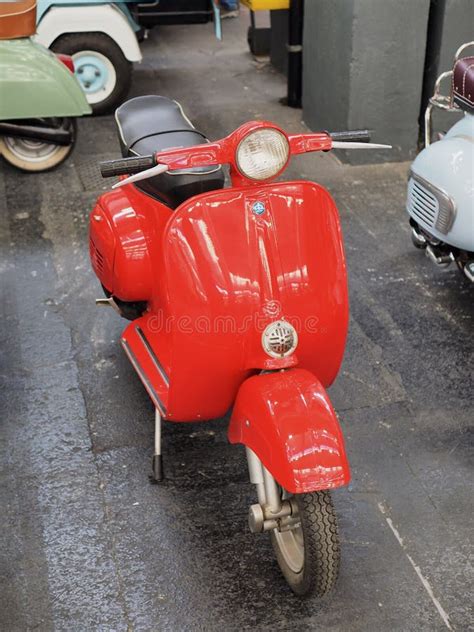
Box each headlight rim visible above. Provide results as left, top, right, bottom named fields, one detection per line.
left=235, top=126, right=290, bottom=182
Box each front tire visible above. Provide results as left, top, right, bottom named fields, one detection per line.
left=271, top=490, right=340, bottom=597
left=51, top=33, right=132, bottom=115
left=0, top=118, right=76, bottom=172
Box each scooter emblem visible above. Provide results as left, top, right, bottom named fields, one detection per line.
left=252, top=201, right=266, bottom=215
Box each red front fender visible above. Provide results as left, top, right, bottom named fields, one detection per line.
left=228, top=369, right=350, bottom=494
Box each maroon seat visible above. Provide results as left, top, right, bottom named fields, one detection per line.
left=452, top=55, right=474, bottom=113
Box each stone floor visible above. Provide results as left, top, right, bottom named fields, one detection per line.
left=1, top=12, right=472, bottom=632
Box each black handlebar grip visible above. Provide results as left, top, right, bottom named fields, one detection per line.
left=328, top=130, right=372, bottom=143
left=100, top=155, right=156, bottom=178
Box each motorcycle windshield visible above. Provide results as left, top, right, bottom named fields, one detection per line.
left=161, top=181, right=349, bottom=416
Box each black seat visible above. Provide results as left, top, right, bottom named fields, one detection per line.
left=115, top=95, right=225, bottom=208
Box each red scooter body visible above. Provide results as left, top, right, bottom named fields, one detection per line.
left=89, top=109, right=389, bottom=596
left=90, top=121, right=351, bottom=494
left=91, top=177, right=350, bottom=491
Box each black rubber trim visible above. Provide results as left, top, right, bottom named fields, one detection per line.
left=100, top=155, right=156, bottom=178
left=121, top=339, right=167, bottom=416
left=327, top=130, right=372, bottom=143
left=136, top=326, right=170, bottom=386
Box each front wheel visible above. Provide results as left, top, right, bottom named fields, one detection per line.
left=0, top=118, right=76, bottom=172
left=271, top=490, right=340, bottom=597
left=51, top=33, right=132, bottom=115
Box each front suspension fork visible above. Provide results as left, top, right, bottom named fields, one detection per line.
left=246, top=447, right=298, bottom=533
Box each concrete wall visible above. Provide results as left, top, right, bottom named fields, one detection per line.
left=439, top=0, right=474, bottom=69
left=270, top=9, right=289, bottom=75
left=302, top=0, right=431, bottom=163
left=303, top=0, right=355, bottom=135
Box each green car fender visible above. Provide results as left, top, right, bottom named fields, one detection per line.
left=0, top=39, right=91, bottom=120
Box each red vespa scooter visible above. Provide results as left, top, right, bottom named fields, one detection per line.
left=91, top=96, right=389, bottom=597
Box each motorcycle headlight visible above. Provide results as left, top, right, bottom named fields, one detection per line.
left=236, top=128, right=289, bottom=181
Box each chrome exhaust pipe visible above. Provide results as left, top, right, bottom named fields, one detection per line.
left=0, top=121, right=73, bottom=146
left=411, top=226, right=427, bottom=249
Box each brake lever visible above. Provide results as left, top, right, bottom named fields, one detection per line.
left=112, top=163, right=170, bottom=189
left=331, top=141, right=392, bottom=149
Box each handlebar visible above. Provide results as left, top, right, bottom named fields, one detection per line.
left=328, top=130, right=371, bottom=143
left=99, top=127, right=388, bottom=188
left=100, top=154, right=156, bottom=178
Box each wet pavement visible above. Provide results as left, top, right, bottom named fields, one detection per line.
left=1, top=13, right=473, bottom=632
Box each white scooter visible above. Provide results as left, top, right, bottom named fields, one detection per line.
left=407, top=42, right=474, bottom=282
left=34, top=0, right=216, bottom=115
left=35, top=0, right=142, bottom=115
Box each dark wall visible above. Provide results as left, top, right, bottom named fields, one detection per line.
left=302, top=0, right=431, bottom=163
left=439, top=0, right=474, bottom=69
left=270, top=0, right=472, bottom=162
left=270, top=9, right=289, bottom=75
left=302, top=0, right=355, bottom=134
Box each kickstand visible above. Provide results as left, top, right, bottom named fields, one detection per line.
left=149, top=408, right=164, bottom=484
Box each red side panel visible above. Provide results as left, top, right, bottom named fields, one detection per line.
left=89, top=185, right=171, bottom=301
left=228, top=369, right=350, bottom=493
left=89, top=202, right=116, bottom=293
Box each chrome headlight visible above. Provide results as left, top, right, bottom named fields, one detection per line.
left=262, top=320, right=298, bottom=358
left=236, top=128, right=289, bottom=181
